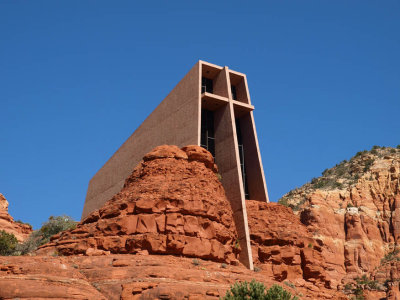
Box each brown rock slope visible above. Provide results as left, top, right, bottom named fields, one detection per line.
left=279, top=146, right=400, bottom=297
left=0, top=193, right=32, bottom=242
left=40, top=145, right=239, bottom=264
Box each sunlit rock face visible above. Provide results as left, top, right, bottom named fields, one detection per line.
left=40, top=145, right=239, bottom=264
left=279, top=147, right=400, bottom=293
left=0, top=193, right=32, bottom=242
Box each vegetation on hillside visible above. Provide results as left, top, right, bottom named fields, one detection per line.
left=0, top=230, right=18, bottom=256
left=343, top=274, right=385, bottom=300
left=0, top=215, right=77, bottom=256
left=278, top=146, right=400, bottom=211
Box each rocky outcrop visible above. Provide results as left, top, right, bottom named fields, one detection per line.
left=32, top=145, right=349, bottom=298
left=0, top=256, right=106, bottom=299
left=0, top=254, right=347, bottom=300
left=0, top=194, right=8, bottom=211
left=39, top=145, right=239, bottom=264
left=0, top=193, right=32, bottom=242
left=279, top=146, right=400, bottom=297
left=6, top=145, right=400, bottom=299
left=247, top=200, right=338, bottom=289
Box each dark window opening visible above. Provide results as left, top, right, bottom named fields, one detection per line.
left=236, top=119, right=249, bottom=199
left=231, top=85, right=237, bottom=100
left=201, top=77, right=213, bottom=94
left=200, top=109, right=215, bottom=158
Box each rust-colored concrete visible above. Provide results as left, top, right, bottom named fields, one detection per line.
left=82, top=60, right=269, bottom=269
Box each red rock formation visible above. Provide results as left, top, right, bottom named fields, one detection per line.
left=40, top=145, right=239, bottom=264
left=280, top=147, right=400, bottom=297
left=5, top=145, right=400, bottom=299
left=247, top=200, right=337, bottom=289
left=0, top=193, right=32, bottom=242
left=0, top=254, right=347, bottom=300
left=0, top=144, right=362, bottom=299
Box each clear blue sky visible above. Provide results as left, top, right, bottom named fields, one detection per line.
left=1, top=1, right=399, bottom=229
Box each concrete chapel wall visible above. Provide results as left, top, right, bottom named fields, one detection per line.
left=82, top=62, right=201, bottom=219
left=82, top=60, right=268, bottom=270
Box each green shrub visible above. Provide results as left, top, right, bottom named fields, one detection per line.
left=17, top=215, right=77, bottom=255
left=366, top=280, right=380, bottom=290
left=335, top=164, right=347, bottom=176
left=397, top=145, right=400, bottom=150
left=0, top=230, right=18, bottom=256
left=381, top=250, right=400, bottom=264
left=291, top=198, right=306, bottom=212
left=278, top=197, right=290, bottom=207
left=322, top=168, right=330, bottom=176
left=334, top=181, right=343, bottom=189
left=344, top=283, right=353, bottom=291
left=390, top=148, right=396, bottom=154
left=313, top=179, right=327, bottom=189
left=192, top=258, right=201, bottom=266
left=355, top=151, right=367, bottom=157
left=39, top=215, right=76, bottom=244
left=353, top=286, right=364, bottom=300
left=222, top=280, right=298, bottom=300
left=265, top=285, right=297, bottom=300
left=355, top=274, right=369, bottom=285
left=346, top=275, right=382, bottom=299
left=16, top=230, right=43, bottom=255
left=234, top=239, right=240, bottom=250
left=363, top=159, right=374, bottom=172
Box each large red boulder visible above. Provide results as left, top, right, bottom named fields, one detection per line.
left=40, top=145, right=238, bottom=264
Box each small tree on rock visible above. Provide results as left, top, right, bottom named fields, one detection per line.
left=0, top=230, right=18, bottom=256
left=222, top=280, right=298, bottom=300
left=17, top=215, right=77, bottom=255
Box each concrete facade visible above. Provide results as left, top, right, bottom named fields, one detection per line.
left=82, top=61, right=269, bottom=269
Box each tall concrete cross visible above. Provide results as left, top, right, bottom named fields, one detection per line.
left=81, top=60, right=269, bottom=269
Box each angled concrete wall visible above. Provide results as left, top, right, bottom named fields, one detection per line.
left=82, top=62, right=200, bottom=219
left=82, top=60, right=268, bottom=270
left=232, top=72, right=268, bottom=203
left=237, top=112, right=269, bottom=202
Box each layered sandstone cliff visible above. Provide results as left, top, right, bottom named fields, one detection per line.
left=247, top=201, right=335, bottom=289
left=0, top=253, right=349, bottom=300
left=0, top=193, right=32, bottom=242
left=279, top=146, right=400, bottom=298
